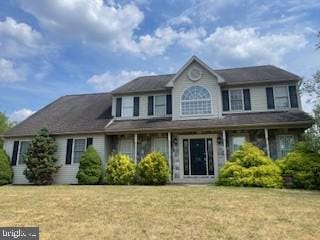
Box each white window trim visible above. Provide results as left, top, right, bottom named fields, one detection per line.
left=152, top=137, right=168, bottom=157
left=17, top=141, right=31, bottom=165
left=277, top=134, right=296, bottom=158
left=180, top=86, right=213, bottom=116
left=71, top=138, right=87, bottom=165
left=121, top=96, right=134, bottom=117
left=230, top=135, right=247, bottom=153
left=154, top=95, right=167, bottom=117
left=229, top=89, right=244, bottom=112
left=273, top=85, right=290, bottom=109
left=119, top=139, right=134, bottom=159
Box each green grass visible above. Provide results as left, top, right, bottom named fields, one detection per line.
left=0, top=185, right=319, bottom=240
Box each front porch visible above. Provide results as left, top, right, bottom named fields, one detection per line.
left=107, top=127, right=304, bottom=183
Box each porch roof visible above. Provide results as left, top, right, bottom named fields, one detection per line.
left=104, top=111, right=313, bottom=133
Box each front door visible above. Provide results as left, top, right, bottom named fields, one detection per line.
left=190, top=139, right=206, bottom=175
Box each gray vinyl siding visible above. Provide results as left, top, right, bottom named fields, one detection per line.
left=3, top=134, right=106, bottom=184
left=222, top=83, right=301, bottom=113
left=112, top=93, right=171, bottom=119
left=172, top=61, right=222, bottom=120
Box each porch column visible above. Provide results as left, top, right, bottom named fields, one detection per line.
left=168, top=132, right=171, bottom=170
left=134, top=133, right=138, bottom=164
left=264, top=128, right=270, bottom=157
left=222, top=130, right=227, bottom=163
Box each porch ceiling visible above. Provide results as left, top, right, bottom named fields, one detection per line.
left=104, top=111, right=313, bottom=133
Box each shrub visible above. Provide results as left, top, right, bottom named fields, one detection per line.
left=24, top=128, right=60, bottom=185
left=277, top=141, right=320, bottom=190
left=105, top=154, right=136, bottom=185
left=76, top=146, right=102, bottom=184
left=136, top=152, right=170, bottom=185
left=0, top=149, right=12, bottom=185
left=217, top=142, right=282, bottom=188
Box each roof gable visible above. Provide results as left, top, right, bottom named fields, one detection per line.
left=166, top=56, right=225, bottom=87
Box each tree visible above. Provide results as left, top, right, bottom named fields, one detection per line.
left=76, top=146, right=102, bottom=184
left=0, top=149, right=12, bottom=185
left=24, top=128, right=60, bottom=185
left=301, top=32, right=320, bottom=153
left=0, top=112, right=14, bottom=149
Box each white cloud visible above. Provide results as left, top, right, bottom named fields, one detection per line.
left=0, top=58, right=26, bottom=82
left=0, top=17, right=46, bottom=59
left=87, top=70, right=156, bottom=91
left=9, top=108, right=35, bottom=123
left=202, top=26, right=307, bottom=65
left=19, top=0, right=144, bottom=51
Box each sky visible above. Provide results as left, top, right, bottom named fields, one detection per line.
left=0, top=0, right=319, bottom=122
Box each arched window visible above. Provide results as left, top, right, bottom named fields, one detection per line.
left=181, top=86, right=212, bottom=115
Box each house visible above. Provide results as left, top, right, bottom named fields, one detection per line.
left=2, top=56, right=313, bottom=184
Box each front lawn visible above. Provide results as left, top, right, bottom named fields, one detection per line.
left=0, top=185, right=319, bottom=240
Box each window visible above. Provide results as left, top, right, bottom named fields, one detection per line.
left=274, top=86, right=289, bottom=108
left=230, top=90, right=243, bottom=111
left=73, top=139, right=86, bottom=164
left=278, top=135, right=295, bottom=158
left=18, top=141, right=31, bottom=165
left=181, top=86, right=212, bottom=115
left=119, top=139, right=134, bottom=159
left=231, top=136, right=246, bottom=152
left=154, top=95, right=166, bottom=116
left=122, top=96, right=133, bottom=117
left=153, top=138, right=168, bottom=158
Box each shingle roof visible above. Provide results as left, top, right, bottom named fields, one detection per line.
left=4, top=93, right=113, bottom=137
left=215, top=65, right=300, bottom=85
left=111, top=65, right=300, bottom=95
left=104, top=111, right=313, bottom=133
left=111, top=74, right=174, bottom=95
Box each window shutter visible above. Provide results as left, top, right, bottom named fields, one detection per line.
left=289, top=85, right=298, bottom=108
left=86, top=138, right=93, bottom=148
left=11, top=141, right=19, bottom=166
left=266, top=87, right=275, bottom=109
left=116, top=97, right=122, bottom=117
left=222, top=90, right=230, bottom=111
left=166, top=94, right=172, bottom=115
left=133, top=97, right=139, bottom=116
left=66, top=139, right=73, bottom=165
left=148, top=96, right=154, bottom=116
left=243, top=89, right=251, bottom=110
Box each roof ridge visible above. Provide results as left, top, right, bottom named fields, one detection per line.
left=63, top=92, right=111, bottom=97
left=215, top=65, right=273, bottom=71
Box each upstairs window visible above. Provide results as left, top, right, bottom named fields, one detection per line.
left=154, top=95, right=166, bottom=116
left=230, top=90, right=243, bottom=111
left=122, top=96, right=133, bottom=117
left=181, top=86, right=212, bottom=115
left=274, top=86, right=289, bottom=108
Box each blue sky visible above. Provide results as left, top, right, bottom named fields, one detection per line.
left=0, top=0, right=319, bottom=122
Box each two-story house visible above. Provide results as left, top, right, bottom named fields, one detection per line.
left=2, top=56, right=313, bottom=184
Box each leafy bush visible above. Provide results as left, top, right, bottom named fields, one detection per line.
left=24, top=128, right=60, bottom=185
left=0, top=149, right=12, bottom=185
left=217, top=142, right=282, bottom=188
left=136, top=152, right=170, bottom=185
left=277, top=141, right=320, bottom=190
left=105, top=154, right=136, bottom=185
left=76, top=146, right=102, bottom=184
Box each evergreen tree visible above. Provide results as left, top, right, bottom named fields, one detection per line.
left=0, top=149, right=12, bottom=185
left=24, top=128, right=60, bottom=184
left=76, top=146, right=102, bottom=184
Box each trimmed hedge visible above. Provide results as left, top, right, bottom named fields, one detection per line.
left=76, top=146, right=102, bottom=185
left=217, top=142, right=282, bottom=188
left=277, top=142, right=320, bottom=190
left=136, top=152, right=170, bottom=185
left=0, top=149, right=12, bottom=185
left=105, top=154, right=136, bottom=185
